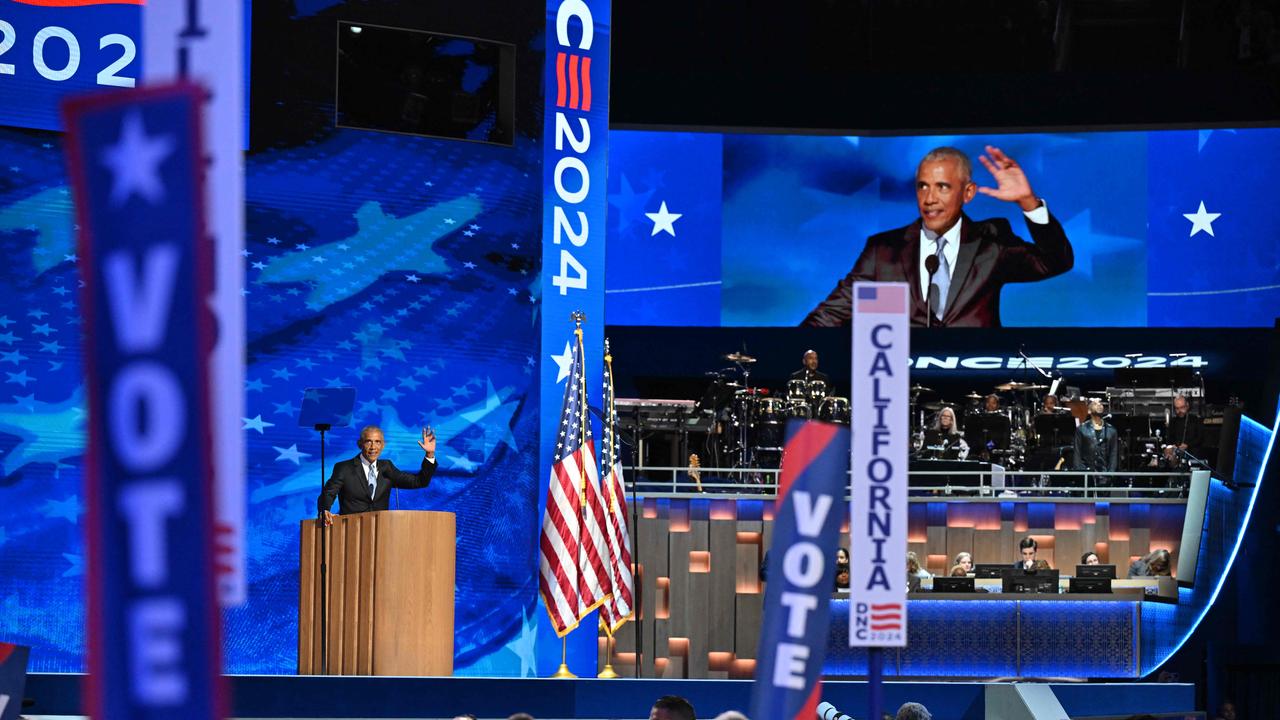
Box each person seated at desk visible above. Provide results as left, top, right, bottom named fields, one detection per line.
left=1015, top=536, right=1051, bottom=571
left=921, top=406, right=970, bottom=460
left=1128, top=548, right=1172, bottom=577
left=836, top=547, right=851, bottom=589
left=1081, top=551, right=1100, bottom=566
left=907, top=551, right=932, bottom=579
left=907, top=551, right=932, bottom=592
left=949, top=564, right=969, bottom=577
left=762, top=546, right=851, bottom=589
left=954, top=551, right=974, bottom=575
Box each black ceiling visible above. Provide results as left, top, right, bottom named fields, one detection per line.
left=609, top=0, right=1280, bottom=132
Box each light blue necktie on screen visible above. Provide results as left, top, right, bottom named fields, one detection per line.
left=933, top=237, right=951, bottom=320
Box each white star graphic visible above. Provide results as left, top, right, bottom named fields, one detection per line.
left=645, top=201, right=683, bottom=237
left=1183, top=201, right=1221, bottom=237
left=447, top=454, right=478, bottom=472
left=100, top=111, right=175, bottom=207
left=242, top=415, right=275, bottom=434
left=272, top=444, right=311, bottom=465
left=507, top=611, right=538, bottom=677
left=550, top=341, right=573, bottom=384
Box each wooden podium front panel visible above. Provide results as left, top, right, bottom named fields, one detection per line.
left=299, top=510, right=455, bottom=676
left=373, top=511, right=455, bottom=675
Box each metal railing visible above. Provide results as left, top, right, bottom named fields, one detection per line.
left=625, top=465, right=1193, bottom=501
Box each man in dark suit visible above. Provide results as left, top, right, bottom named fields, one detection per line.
left=317, top=424, right=438, bottom=525
left=803, top=145, right=1073, bottom=328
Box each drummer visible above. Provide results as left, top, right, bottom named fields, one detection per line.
left=790, top=349, right=831, bottom=392
left=984, top=394, right=1002, bottom=413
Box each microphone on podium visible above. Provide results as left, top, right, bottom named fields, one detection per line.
left=817, top=701, right=854, bottom=720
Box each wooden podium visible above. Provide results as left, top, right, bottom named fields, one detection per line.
left=299, top=510, right=455, bottom=676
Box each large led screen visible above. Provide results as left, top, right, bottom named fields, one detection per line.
left=605, top=128, right=1280, bottom=328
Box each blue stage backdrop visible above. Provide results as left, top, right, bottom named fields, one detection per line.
left=606, top=127, right=1280, bottom=328
left=0, top=0, right=555, bottom=677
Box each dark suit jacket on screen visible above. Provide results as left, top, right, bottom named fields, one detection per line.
left=317, top=454, right=436, bottom=516
left=802, top=212, right=1073, bottom=328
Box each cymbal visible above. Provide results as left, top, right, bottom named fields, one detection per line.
left=923, top=401, right=955, bottom=411
left=724, top=352, right=757, bottom=364
left=910, top=384, right=934, bottom=394
left=965, top=392, right=984, bottom=400
left=994, top=381, right=1048, bottom=391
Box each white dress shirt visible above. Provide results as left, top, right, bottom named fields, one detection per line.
left=360, top=455, right=378, bottom=498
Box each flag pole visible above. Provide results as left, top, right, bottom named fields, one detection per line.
left=598, top=623, right=619, bottom=679
left=552, top=310, right=588, bottom=682
left=553, top=636, right=576, bottom=678
left=599, top=339, right=620, bottom=681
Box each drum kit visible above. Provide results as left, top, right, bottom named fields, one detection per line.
left=701, top=353, right=1062, bottom=471
left=705, top=351, right=851, bottom=469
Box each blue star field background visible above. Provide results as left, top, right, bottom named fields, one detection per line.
left=0, top=83, right=547, bottom=678
left=606, top=128, right=1280, bottom=328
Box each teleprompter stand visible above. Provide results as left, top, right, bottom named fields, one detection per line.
left=298, top=386, right=357, bottom=675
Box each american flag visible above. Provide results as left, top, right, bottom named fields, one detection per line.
left=856, top=284, right=906, bottom=314
left=598, top=342, right=634, bottom=633
left=539, top=323, right=612, bottom=636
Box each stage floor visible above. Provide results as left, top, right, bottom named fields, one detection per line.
left=25, top=673, right=1198, bottom=720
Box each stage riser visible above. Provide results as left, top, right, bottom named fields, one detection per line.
left=23, top=674, right=1198, bottom=720
left=611, top=497, right=1185, bottom=679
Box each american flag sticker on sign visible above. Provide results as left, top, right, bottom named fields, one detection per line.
left=856, top=284, right=907, bottom=314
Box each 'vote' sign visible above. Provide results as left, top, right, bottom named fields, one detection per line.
left=750, top=420, right=850, bottom=720
left=64, top=84, right=224, bottom=720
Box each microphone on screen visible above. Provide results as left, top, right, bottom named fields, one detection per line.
left=817, top=701, right=854, bottom=720
left=924, top=252, right=941, bottom=328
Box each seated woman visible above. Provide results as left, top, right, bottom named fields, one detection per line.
left=921, top=406, right=970, bottom=460
left=949, top=564, right=968, bottom=577
left=953, top=551, right=974, bottom=575
left=907, top=551, right=932, bottom=579
left=1128, top=548, right=1172, bottom=577
left=906, top=551, right=931, bottom=592
left=1081, top=551, right=1100, bottom=566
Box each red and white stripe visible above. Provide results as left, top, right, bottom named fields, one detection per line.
left=600, top=458, right=634, bottom=631
left=539, top=448, right=584, bottom=636
left=578, top=439, right=614, bottom=615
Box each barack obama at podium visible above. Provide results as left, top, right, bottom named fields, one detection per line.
left=803, top=145, right=1073, bottom=328
left=317, top=425, right=438, bottom=525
